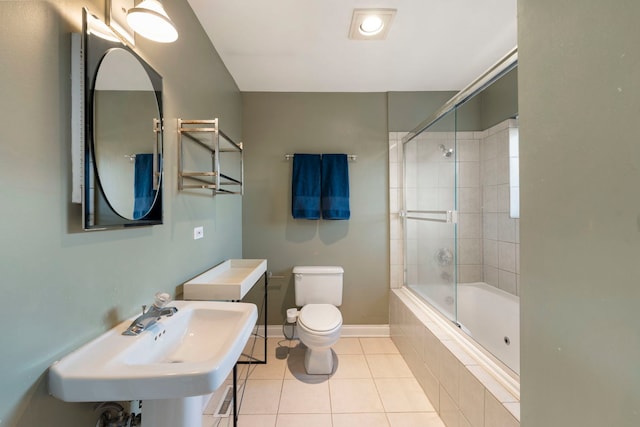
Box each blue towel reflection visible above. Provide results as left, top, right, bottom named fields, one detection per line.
left=133, top=153, right=155, bottom=219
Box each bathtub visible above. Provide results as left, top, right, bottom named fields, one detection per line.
left=408, top=282, right=520, bottom=375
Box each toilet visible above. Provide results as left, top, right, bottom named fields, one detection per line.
left=293, top=266, right=344, bottom=375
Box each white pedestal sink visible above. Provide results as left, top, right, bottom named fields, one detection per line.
left=49, top=300, right=257, bottom=427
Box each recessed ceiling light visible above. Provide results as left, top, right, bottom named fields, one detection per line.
left=359, top=15, right=384, bottom=35
left=349, top=8, right=396, bottom=40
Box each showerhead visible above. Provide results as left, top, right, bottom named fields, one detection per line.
left=438, top=144, right=454, bottom=158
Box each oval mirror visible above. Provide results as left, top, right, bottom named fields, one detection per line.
left=93, top=48, right=161, bottom=220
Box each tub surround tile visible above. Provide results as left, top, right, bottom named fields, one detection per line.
left=482, top=158, right=498, bottom=186
left=497, top=184, right=510, bottom=212
left=483, top=265, right=499, bottom=288
left=457, top=265, right=483, bottom=283
left=422, top=326, right=443, bottom=380
left=496, top=155, right=510, bottom=185
left=503, top=402, right=520, bottom=421
left=483, top=240, right=498, bottom=267
left=459, top=368, right=485, bottom=427
left=459, top=162, right=480, bottom=188
left=459, top=187, right=482, bottom=213
left=482, top=185, right=498, bottom=212
left=498, top=242, right=516, bottom=272
left=390, top=290, right=520, bottom=427
left=459, top=413, right=473, bottom=427
left=497, top=214, right=517, bottom=243
left=439, top=385, right=460, bottom=427
left=442, top=339, right=477, bottom=367
left=389, top=161, right=399, bottom=189
left=498, top=270, right=517, bottom=295
left=483, top=213, right=498, bottom=240
left=416, top=361, right=441, bottom=413
left=467, top=365, right=518, bottom=405
left=389, top=188, right=400, bottom=213
left=457, top=139, right=480, bottom=162
left=439, top=345, right=461, bottom=405
left=484, top=394, right=519, bottom=427
left=458, top=214, right=483, bottom=239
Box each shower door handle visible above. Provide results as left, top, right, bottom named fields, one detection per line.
left=401, top=210, right=458, bottom=224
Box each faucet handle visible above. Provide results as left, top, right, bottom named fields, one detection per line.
left=153, top=292, right=171, bottom=308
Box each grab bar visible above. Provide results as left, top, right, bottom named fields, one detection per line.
left=400, top=210, right=458, bottom=224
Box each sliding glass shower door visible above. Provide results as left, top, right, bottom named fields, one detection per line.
left=403, top=109, right=457, bottom=321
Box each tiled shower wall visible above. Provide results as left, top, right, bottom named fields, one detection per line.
left=389, top=119, right=520, bottom=296
left=481, top=120, right=520, bottom=295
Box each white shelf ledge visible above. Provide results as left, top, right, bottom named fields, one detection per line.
left=183, top=259, right=267, bottom=301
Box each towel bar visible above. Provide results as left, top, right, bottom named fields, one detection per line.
left=284, top=154, right=357, bottom=161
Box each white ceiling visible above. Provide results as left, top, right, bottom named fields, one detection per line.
left=186, top=0, right=517, bottom=92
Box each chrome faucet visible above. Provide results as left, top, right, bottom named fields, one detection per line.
left=123, top=292, right=178, bottom=336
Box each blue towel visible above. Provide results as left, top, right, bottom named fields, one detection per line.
left=291, top=154, right=321, bottom=219
left=133, top=153, right=155, bottom=219
left=321, top=154, right=350, bottom=220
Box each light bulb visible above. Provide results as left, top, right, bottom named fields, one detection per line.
left=127, top=0, right=178, bottom=43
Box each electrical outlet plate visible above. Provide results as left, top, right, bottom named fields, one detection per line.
left=194, top=226, right=204, bottom=240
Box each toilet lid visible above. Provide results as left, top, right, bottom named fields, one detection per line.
left=298, top=304, right=342, bottom=332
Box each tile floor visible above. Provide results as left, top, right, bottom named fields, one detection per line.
left=202, top=337, right=445, bottom=427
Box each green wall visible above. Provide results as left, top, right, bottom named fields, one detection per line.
left=388, top=91, right=456, bottom=131
left=479, top=67, right=518, bottom=129
left=519, top=1, right=640, bottom=425
left=0, top=1, right=242, bottom=425
left=241, top=92, right=389, bottom=325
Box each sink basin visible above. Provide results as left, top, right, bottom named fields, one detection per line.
left=49, top=300, right=257, bottom=402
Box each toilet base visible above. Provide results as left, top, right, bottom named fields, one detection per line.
left=304, top=347, right=334, bottom=375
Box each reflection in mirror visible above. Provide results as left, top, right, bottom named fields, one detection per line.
left=93, top=48, right=159, bottom=220
left=82, top=8, right=163, bottom=229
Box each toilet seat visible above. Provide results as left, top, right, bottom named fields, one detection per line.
left=298, top=304, right=342, bottom=335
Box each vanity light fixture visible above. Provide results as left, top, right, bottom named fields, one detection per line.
left=87, top=12, right=122, bottom=43
left=349, top=8, right=396, bottom=40
left=126, top=0, right=178, bottom=43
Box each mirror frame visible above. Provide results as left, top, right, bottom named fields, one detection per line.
left=82, top=8, right=163, bottom=230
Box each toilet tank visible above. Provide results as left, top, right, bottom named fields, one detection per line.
left=293, top=266, right=343, bottom=306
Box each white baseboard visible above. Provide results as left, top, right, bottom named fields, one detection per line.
left=256, top=324, right=390, bottom=339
